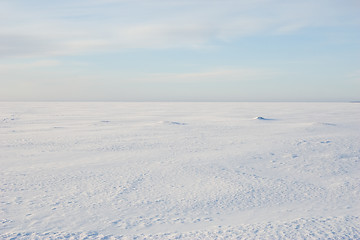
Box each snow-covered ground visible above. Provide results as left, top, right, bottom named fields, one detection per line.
left=1, top=102, right=359, bottom=239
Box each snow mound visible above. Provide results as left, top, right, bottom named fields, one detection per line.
left=314, top=122, right=336, bottom=126
left=100, top=120, right=111, bottom=123
left=158, top=121, right=187, bottom=125
left=254, top=116, right=273, bottom=120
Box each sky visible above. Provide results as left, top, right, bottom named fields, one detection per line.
left=1, top=0, right=359, bottom=101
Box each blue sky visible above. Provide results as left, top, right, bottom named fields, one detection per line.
left=1, top=0, right=359, bottom=101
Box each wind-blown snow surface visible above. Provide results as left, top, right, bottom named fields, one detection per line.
left=1, top=102, right=359, bottom=239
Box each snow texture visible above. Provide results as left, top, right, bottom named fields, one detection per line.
left=1, top=102, right=359, bottom=239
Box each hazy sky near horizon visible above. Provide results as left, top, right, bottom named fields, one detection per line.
left=1, top=0, right=359, bottom=101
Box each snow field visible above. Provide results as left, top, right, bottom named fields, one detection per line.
left=1, top=102, right=359, bottom=239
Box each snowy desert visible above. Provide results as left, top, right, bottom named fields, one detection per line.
left=0, top=102, right=359, bottom=239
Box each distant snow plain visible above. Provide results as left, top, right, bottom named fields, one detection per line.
left=1, top=102, right=359, bottom=239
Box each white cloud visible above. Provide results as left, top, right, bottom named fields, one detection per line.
left=0, top=0, right=359, bottom=58
left=135, top=68, right=280, bottom=82
left=0, top=60, right=60, bottom=72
